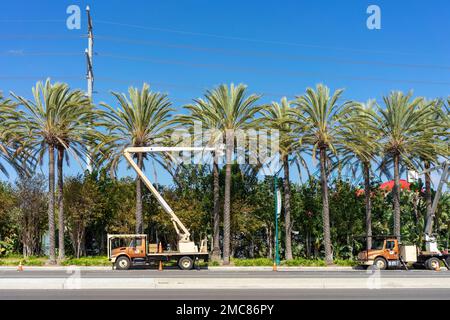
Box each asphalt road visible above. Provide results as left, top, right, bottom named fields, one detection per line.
left=1, top=269, right=450, bottom=278
left=1, top=288, right=450, bottom=300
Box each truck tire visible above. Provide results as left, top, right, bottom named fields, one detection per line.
left=426, top=257, right=441, bottom=270
left=374, top=257, right=387, bottom=270
left=178, top=256, right=194, bottom=270
left=116, top=256, right=131, bottom=270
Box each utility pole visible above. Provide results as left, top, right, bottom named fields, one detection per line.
left=85, top=5, right=94, bottom=172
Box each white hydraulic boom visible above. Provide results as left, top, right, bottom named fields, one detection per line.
left=123, top=146, right=217, bottom=252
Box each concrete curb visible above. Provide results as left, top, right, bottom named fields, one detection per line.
left=0, top=266, right=112, bottom=271
left=209, top=266, right=355, bottom=272
left=0, top=266, right=354, bottom=271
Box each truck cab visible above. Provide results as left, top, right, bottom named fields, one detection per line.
left=108, top=234, right=148, bottom=269
left=357, top=237, right=401, bottom=270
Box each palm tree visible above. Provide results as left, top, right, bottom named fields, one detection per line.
left=174, top=105, right=223, bottom=261
left=338, top=100, right=381, bottom=250
left=417, top=99, right=449, bottom=230
left=362, top=92, right=441, bottom=240
left=11, top=79, right=93, bottom=263
left=0, top=93, right=27, bottom=177
left=184, top=84, right=262, bottom=264
left=99, top=83, right=173, bottom=234
left=262, top=97, right=304, bottom=260
left=294, top=84, right=355, bottom=265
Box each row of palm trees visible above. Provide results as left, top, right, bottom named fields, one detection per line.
left=0, top=79, right=448, bottom=264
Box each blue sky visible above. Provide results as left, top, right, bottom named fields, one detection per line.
left=0, top=0, right=449, bottom=186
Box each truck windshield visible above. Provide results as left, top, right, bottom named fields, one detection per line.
left=111, top=238, right=134, bottom=249
left=371, top=240, right=384, bottom=250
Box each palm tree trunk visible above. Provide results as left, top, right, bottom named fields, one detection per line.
left=319, top=147, right=333, bottom=265
left=48, top=145, right=56, bottom=264
left=306, top=229, right=311, bottom=258
left=282, top=153, right=293, bottom=260
left=363, top=162, right=372, bottom=250
left=424, top=160, right=432, bottom=220
left=57, top=147, right=65, bottom=261
left=266, top=225, right=272, bottom=258
left=393, top=153, right=401, bottom=240
left=211, top=152, right=221, bottom=261
left=223, top=130, right=234, bottom=265
left=135, top=152, right=144, bottom=234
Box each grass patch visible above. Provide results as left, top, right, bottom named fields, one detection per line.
left=232, top=258, right=273, bottom=266
left=61, top=256, right=110, bottom=266
left=282, top=258, right=326, bottom=267
left=333, top=259, right=358, bottom=267
left=0, top=253, right=24, bottom=259
left=0, top=256, right=46, bottom=266
left=208, top=260, right=220, bottom=267
left=225, top=258, right=357, bottom=267
left=0, top=255, right=111, bottom=266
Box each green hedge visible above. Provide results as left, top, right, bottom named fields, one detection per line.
left=0, top=255, right=357, bottom=267
left=231, top=258, right=357, bottom=267
left=61, top=256, right=110, bottom=266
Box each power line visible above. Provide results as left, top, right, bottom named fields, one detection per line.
left=95, top=35, right=450, bottom=72
left=3, top=37, right=448, bottom=86
left=96, top=52, right=450, bottom=87
left=0, top=75, right=292, bottom=100
left=3, top=33, right=450, bottom=72
left=0, top=18, right=441, bottom=58
left=94, top=20, right=420, bottom=57
left=91, top=77, right=293, bottom=99
left=3, top=48, right=450, bottom=87
left=0, top=75, right=85, bottom=80
left=0, top=19, right=65, bottom=23
left=0, top=52, right=83, bottom=57
left=0, top=34, right=84, bottom=40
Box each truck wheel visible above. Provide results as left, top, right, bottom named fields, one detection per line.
left=116, top=256, right=131, bottom=270
left=426, top=257, right=441, bottom=270
left=374, top=257, right=387, bottom=270
left=178, top=256, right=194, bottom=270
